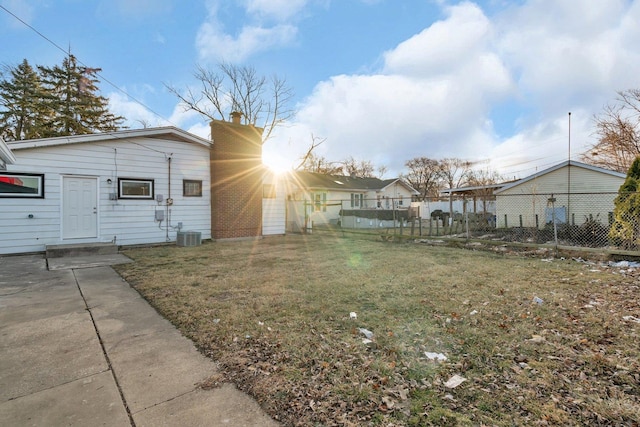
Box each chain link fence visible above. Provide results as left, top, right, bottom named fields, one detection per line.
left=288, top=192, right=640, bottom=252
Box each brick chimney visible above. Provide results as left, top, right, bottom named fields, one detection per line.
left=210, top=117, right=264, bottom=239
left=230, top=111, right=242, bottom=124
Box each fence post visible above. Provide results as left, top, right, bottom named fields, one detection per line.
left=549, top=195, right=558, bottom=255
left=504, top=214, right=508, bottom=228
left=465, top=211, right=469, bottom=240
left=519, top=215, right=523, bottom=227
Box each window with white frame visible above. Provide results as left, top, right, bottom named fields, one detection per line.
left=350, top=193, right=364, bottom=208
left=0, top=173, right=44, bottom=198
left=118, top=178, right=154, bottom=199
left=313, top=192, right=326, bottom=212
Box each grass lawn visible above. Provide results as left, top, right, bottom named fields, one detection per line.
left=115, top=234, right=640, bottom=426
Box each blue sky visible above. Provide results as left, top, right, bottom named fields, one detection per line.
left=2, top=0, right=640, bottom=179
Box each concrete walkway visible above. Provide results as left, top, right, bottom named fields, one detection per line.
left=0, top=254, right=279, bottom=427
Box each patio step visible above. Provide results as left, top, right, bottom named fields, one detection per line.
left=46, top=242, right=118, bottom=259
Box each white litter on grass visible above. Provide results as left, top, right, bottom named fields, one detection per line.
left=444, top=374, right=466, bottom=389
left=610, top=260, right=640, bottom=268
left=212, top=318, right=220, bottom=324
left=541, top=258, right=553, bottom=262
left=469, top=310, right=478, bottom=316
left=362, top=338, right=373, bottom=345
left=258, top=321, right=264, bottom=326
left=533, top=296, right=544, bottom=305
left=424, top=352, right=448, bottom=362
left=358, top=328, right=373, bottom=339
left=622, top=316, right=640, bottom=324
left=349, top=312, right=357, bottom=320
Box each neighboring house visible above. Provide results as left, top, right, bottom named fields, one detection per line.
left=284, top=171, right=418, bottom=230
left=1, top=127, right=213, bottom=255
left=494, top=160, right=625, bottom=229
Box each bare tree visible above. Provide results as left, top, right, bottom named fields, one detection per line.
left=295, top=134, right=328, bottom=170
left=466, top=167, right=504, bottom=213
left=341, top=156, right=377, bottom=178
left=438, top=158, right=472, bottom=217
left=402, top=157, right=441, bottom=201
left=165, top=63, right=294, bottom=141
left=581, top=89, right=640, bottom=173
left=297, top=153, right=343, bottom=175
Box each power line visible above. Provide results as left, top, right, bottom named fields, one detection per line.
left=0, top=4, right=174, bottom=127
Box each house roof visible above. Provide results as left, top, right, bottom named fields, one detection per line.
left=6, top=127, right=212, bottom=151
left=441, top=181, right=516, bottom=195
left=0, top=137, right=16, bottom=170
left=290, top=171, right=419, bottom=194
left=494, top=160, right=626, bottom=194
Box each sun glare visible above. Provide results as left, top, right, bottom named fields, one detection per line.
left=263, top=153, right=293, bottom=175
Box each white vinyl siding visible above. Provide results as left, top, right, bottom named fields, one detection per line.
left=262, top=173, right=285, bottom=235
left=496, top=165, right=623, bottom=229
left=0, top=137, right=211, bottom=254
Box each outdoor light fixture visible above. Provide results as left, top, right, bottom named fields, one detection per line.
left=107, top=178, right=112, bottom=184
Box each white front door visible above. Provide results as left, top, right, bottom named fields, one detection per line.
left=62, top=176, right=98, bottom=239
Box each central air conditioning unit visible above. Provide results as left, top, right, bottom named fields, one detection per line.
left=176, top=231, right=202, bottom=247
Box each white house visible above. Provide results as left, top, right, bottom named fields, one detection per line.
left=284, top=171, right=419, bottom=230
left=494, top=160, right=626, bottom=229
left=1, top=127, right=212, bottom=255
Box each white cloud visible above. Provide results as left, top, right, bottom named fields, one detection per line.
left=197, top=22, right=297, bottom=63
left=108, top=91, right=204, bottom=131
left=383, top=2, right=492, bottom=77
left=195, top=0, right=300, bottom=63
left=243, top=0, right=308, bottom=21
left=267, top=2, right=512, bottom=175
left=265, top=0, right=640, bottom=178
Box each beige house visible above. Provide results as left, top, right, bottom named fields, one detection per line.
left=494, top=160, right=625, bottom=229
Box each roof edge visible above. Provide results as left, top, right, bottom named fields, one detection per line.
left=495, top=160, right=626, bottom=194
left=7, top=127, right=212, bottom=150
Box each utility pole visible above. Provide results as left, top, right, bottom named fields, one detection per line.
left=567, top=112, right=571, bottom=225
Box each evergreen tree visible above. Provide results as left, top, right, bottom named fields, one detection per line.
left=37, top=54, right=124, bottom=136
left=609, top=156, right=640, bottom=248
left=0, top=59, right=52, bottom=141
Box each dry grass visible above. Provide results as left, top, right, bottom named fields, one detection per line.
left=115, top=233, right=640, bottom=426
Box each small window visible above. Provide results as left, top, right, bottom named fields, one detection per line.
left=313, top=192, right=326, bottom=212
left=0, top=173, right=44, bottom=198
left=118, top=178, right=154, bottom=199
left=350, top=193, right=363, bottom=208
left=184, top=180, right=203, bottom=197
left=263, top=184, right=276, bottom=199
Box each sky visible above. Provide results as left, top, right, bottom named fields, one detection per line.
left=1, top=0, right=640, bottom=180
